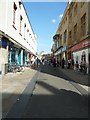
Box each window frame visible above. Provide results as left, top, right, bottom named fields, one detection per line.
left=74, top=24, right=77, bottom=41
left=19, top=15, right=23, bottom=34
left=13, top=2, right=17, bottom=27
left=81, top=13, right=86, bottom=37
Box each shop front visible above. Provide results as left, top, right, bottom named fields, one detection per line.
left=54, top=48, right=62, bottom=61
left=61, top=45, right=67, bottom=61
left=71, top=38, right=90, bottom=74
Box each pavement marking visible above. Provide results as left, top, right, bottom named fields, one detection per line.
left=69, top=81, right=88, bottom=96
left=78, top=84, right=88, bottom=92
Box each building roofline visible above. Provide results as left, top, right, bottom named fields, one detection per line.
left=22, top=1, right=36, bottom=39
left=56, top=2, right=69, bottom=33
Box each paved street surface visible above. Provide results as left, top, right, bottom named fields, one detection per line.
left=22, top=64, right=88, bottom=118
left=2, top=67, right=37, bottom=118
left=2, top=64, right=89, bottom=118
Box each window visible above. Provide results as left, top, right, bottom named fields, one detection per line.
left=19, top=15, right=23, bottom=34
left=81, top=2, right=85, bottom=8
left=56, top=40, right=59, bottom=48
left=27, top=29, right=29, bottom=41
left=74, top=24, right=77, bottom=41
left=69, top=12, right=72, bottom=23
left=60, top=34, right=62, bottom=46
left=66, top=17, right=67, bottom=22
left=74, top=4, right=77, bottom=16
left=19, top=1, right=22, bottom=9
left=13, top=2, right=17, bottom=26
left=64, top=30, right=67, bottom=43
left=81, top=13, right=86, bottom=37
left=24, top=24, right=26, bottom=39
left=69, top=31, right=72, bottom=44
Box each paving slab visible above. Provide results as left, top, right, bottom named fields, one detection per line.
left=2, top=67, right=37, bottom=118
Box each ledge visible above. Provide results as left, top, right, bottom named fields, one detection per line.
left=12, top=25, right=17, bottom=30
left=19, top=33, right=22, bottom=36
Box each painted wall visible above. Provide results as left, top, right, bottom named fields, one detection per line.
left=0, top=0, right=37, bottom=55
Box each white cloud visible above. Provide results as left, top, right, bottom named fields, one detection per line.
left=59, top=14, right=63, bottom=19
left=52, top=19, right=56, bottom=24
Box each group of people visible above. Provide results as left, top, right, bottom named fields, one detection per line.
left=49, top=58, right=65, bottom=68
left=49, top=58, right=75, bottom=69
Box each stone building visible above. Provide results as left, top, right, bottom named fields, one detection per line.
left=52, top=2, right=90, bottom=74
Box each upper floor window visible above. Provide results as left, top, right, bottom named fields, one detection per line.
left=66, top=17, right=67, bottom=22
left=69, top=12, right=72, bottom=23
left=19, top=1, right=22, bottom=9
left=64, top=30, right=67, bottom=43
left=81, top=2, right=85, bottom=8
left=24, top=24, right=26, bottom=39
left=74, top=24, right=77, bottom=40
left=81, top=13, right=86, bottom=37
left=56, top=40, right=59, bottom=49
left=19, top=15, right=23, bottom=34
left=27, top=29, right=29, bottom=41
left=74, top=4, right=77, bottom=16
left=13, top=2, right=17, bottom=27
left=69, top=31, right=72, bottom=43
left=60, top=34, right=62, bottom=46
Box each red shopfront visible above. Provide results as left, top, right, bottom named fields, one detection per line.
left=71, top=38, right=90, bottom=74
left=71, top=38, right=90, bottom=52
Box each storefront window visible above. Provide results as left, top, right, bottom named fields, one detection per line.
left=76, top=56, right=78, bottom=64
left=81, top=51, right=86, bottom=62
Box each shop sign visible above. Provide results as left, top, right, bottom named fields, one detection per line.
left=71, top=38, right=90, bottom=52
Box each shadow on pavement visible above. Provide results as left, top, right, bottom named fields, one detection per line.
left=2, top=64, right=89, bottom=118
left=22, top=81, right=88, bottom=118
left=2, top=80, right=89, bottom=118
left=40, top=64, right=89, bottom=87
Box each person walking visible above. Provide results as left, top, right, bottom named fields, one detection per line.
left=53, top=58, right=56, bottom=67
left=67, top=59, right=71, bottom=69
left=61, top=58, right=65, bottom=68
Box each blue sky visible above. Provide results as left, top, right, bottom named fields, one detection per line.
left=23, top=2, right=67, bottom=54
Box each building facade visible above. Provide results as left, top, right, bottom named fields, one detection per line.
left=0, top=0, right=37, bottom=74
left=53, top=4, right=69, bottom=62
left=52, top=2, right=90, bottom=74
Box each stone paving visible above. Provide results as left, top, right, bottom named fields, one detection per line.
left=1, top=67, right=37, bottom=118
left=58, top=66, right=90, bottom=95
left=1, top=65, right=90, bottom=118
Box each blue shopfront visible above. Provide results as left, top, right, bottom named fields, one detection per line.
left=8, top=43, right=29, bottom=65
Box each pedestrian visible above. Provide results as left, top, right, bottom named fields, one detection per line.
left=53, top=58, right=56, bottom=67
left=71, top=58, right=74, bottom=69
left=67, top=59, right=71, bottom=69
left=57, top=60, right=59, bottom=67
left=61, top=58, right=65, bottom=68
left=83, top=61, right=87, bottom=74
left=80, top=61, right=83, bottom=72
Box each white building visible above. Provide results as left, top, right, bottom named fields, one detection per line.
left=0, top=0, right=37, bottom=74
